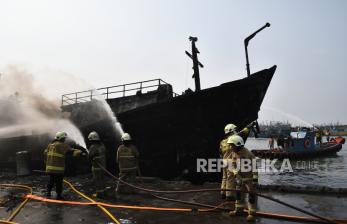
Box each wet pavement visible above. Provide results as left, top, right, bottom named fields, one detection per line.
left=1, top=173, right=347, bottom=224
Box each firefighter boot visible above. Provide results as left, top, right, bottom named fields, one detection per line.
left=229, top=202, right=244, bottom=216
left=246, top=214, right=255, bottom=222
left=246, top=203, right=256, bottom=222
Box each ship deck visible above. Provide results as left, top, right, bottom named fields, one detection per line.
left=1, top=173, right=346, bottom=224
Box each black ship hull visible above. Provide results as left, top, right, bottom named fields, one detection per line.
left=67, top=66, right=276, bottom=182
left=0, top=66, right=276, bottom=182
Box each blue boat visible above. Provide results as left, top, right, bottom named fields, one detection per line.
left=251, top=131, right=345, bottom=159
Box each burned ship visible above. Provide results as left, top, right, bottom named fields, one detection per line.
left=1, top=24, right=276, bottom=182
left=62, top=24, right=276, bottom=182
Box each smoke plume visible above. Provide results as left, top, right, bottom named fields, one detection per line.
left=0, top=65, right=85, bottom=146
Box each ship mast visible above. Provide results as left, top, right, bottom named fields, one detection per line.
left=185, top=36, right=204, bottom=91
left=244, top=23, right=271, bottom=77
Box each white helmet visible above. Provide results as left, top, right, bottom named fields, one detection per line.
left=121, top=133, right=132, bottom=141
left=55, top=131, right=67, bottom=141
left=224, top=123, right=237, bottom=135
left=227, top=135, right=244, bottom=147
left=88, top=131, right=100, bottom=141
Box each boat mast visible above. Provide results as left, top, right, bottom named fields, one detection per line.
left=185, top=36, right=204, bottom=91
left=244, top=23, right=271, bottom=77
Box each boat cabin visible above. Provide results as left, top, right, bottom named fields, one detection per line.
left=284, top=131, right=316, bottom=152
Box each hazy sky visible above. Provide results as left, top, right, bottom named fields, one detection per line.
left=0, top=0, right=346, bottom=125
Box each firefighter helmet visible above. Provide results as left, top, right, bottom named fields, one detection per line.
left=224, top=123, right=237, bottom=135
left=227, top=135, right=244, bottom=147
left=55, top=131, right=67, bottom=140
left=121, top=133, right=132, bottom=141
left=88, top=131, right=100, bottom=141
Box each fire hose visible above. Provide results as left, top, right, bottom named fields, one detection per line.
left=0, top=221, right=18, bottom=224
left=1, top=175, right=346, bottom=224
left=21, top=194, right=347, bottom=224
left=0, top=182, right=121, bottom=224
left=63, top=179, right=121, bottom=224
left=24, top=194, right=229, bottom=213
left=0, top=184, right=32, bottom=223
left=95, top=161, right=338, bottom=224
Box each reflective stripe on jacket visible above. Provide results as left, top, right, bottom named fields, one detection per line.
left=44, top=141, right=71, bottom=174
left=232, top=147, right=257, bottom=179
left=117, top=144, right=139, bottom=172
left=88, top=142, right=106, bottom=169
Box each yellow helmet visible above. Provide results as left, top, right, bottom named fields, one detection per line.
left=224, top=123, right=237, bottom=135
left=88, top=131, right=100, bottom=141
left=121, top=133, right=132, bottom=141
left=55, top=131, right=67, bottom=141
left=227, top=135, right=244, bottom=147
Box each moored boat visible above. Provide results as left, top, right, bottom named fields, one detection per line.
left=252, top=131, right=345, bottom=159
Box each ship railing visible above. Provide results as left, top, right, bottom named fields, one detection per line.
left=61, top=79, right=179, bottom=106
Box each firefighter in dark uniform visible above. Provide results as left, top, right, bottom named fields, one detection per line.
left=88, top=131, right=107, bottom=198
left=116, top=133, right=139, bottom=194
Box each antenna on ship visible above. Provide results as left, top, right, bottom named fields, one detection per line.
left=244, top=22, right=271, bottom=77
left=185, top=36, right=204, bottom=91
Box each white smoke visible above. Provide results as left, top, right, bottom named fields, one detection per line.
left=0, top=65, right=86, bottom=147
left=92, top=90, right=124, bottom=136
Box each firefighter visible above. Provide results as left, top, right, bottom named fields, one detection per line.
left=44, top=131, right=83, bottom=200
left=220, top=123, right=237, bottom=200
left=88, top=131, right=107, bottom=198
left=116, top=133, right=140, bottom=194
left=227, top=135, right=258, bottom=222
